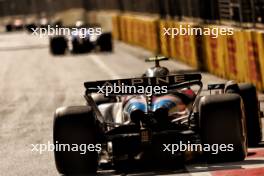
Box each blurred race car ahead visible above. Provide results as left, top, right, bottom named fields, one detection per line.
left=24, top=17, right=50, bottom=33
left=53, top=56, right=262, bottom=175
left=5, top=16, right=51, bottom=33
left=49, top=21, right=113, bottom=55
left=5, top=19, right=24, bottom=32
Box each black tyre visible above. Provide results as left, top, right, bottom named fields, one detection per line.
left=25, top=23, right=37, bottom=33
left=97, top=32, right=113, bottom=52
left=6, top=24, right=12, bottom=32
left=50, top=36, right=67, bottom=55
left=225, top=82, right=262, bottom=146
left=238, top=83, right=262, bottom=146
left=199, top=94, right=247, bottom=162
left=54, top=106, right=99, bottom=175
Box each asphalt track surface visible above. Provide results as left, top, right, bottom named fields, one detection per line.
left=0, top=32, right=264, bottom=176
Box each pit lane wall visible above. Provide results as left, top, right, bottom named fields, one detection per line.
left=111, top=13, right=264, bottom=91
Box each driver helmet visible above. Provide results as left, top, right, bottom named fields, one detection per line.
left=75, top=20, right=84, bottom=28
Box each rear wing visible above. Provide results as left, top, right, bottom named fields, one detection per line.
left=84, top=73, right=202, bottom=95
left=84, top=73, right=202, bottom=128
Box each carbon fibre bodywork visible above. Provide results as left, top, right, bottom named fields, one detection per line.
left=84, top=74, right=203, bottom=164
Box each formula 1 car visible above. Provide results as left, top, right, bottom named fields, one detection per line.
left=53, top=56, right=262, bottom=175
left=6, top=17, right=50, bottom=33
left=49, top=21, right=113, bottom=55
left=5, top=19, right=24, bottom=32
left=25, top=17, right=50, bottom=33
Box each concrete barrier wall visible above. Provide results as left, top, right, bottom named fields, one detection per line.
left=85, top=11, right=119, bottom=32
left=111, top=14, right=264, bottom=90
left=54, top=8, right=86, bottom=26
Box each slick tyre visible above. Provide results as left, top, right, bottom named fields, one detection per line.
left=6, top=24, right=12, bottom=32
left=49, top=36, right=67, bottom=55
left=238, top=84, right=262, bottom=146
left=97, top=32, right=113, bottom=52
left=54, top=106, right=99, bottom=175
left=25, top=24, right=37, bottom=33
left=199, top=94, right=247, bottom=162
left=226, top=83, right=262, bottom=146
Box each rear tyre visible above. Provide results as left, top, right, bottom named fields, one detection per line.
left=54, top=106, right=99, bottom=175
left=5, top=24, right=12, bottom=32
left=49, top=36, right=67, bottom=55
left=25, top=23, right=37, bottom=33
left=226, top=83, right=262, bottom=146
left=199, top=94, right=247, bottom=162
left=97, top=32, right=113, bottom=52
left=238, top=83, right=262, bottom=146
